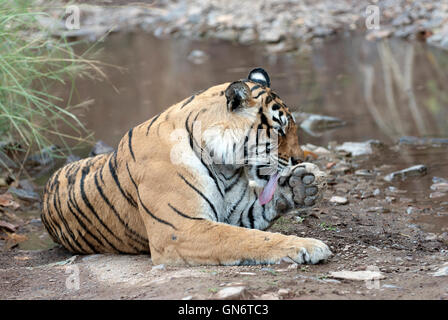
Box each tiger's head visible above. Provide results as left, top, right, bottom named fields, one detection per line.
left=201, top=68, right=305, bottom=190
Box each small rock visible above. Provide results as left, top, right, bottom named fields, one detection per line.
left=89, top=141, right=115, bottom=157
left=367, top=207, right=390, bottom=213
left=382, top=284, right=402, bottom=289
left=425, top=233, right=438, bottom=241
left=406, top=207, right=418, bottom=215
left=383, top=164, right=427, bottom=182
left=0, top=177, right=8, bottom=187
left=294, top=113, right=346, bottom=137
left=215, top=286, right=247, bottom=300
left=8, top=187, right=39, bottom=201
left=187, top=50, right=209, bottom=64
left=323, top=279, right=341, bottom=284
left=373, top=188, right=381, bottom=196
left=335, top=140, right=381, bottom=157
left=355, top=169, right=374, bottom=177
left=329, top=270, right=385, bottom=281
left=18, top=179, right=34, bottom=192
left=430, top=183, right=448, bottom=193
left=430, top=192, right=446, bottom=199
left=330, top=196, right=348, bottom=205
left=258, top=293, right=280, bottom=300
left=238, top=272, right=256, bottom=276
left=433, top=177, right=448, bottom=184
left=431, top=266, right=448, bottom=277
left=28, top=145, right=59, bottom=166
left=277, top=289, right=290, bottom=297
left=151, top=264, right=166, bottom=271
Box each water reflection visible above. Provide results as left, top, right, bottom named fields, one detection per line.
left=63, top=32, right=448, bottom=149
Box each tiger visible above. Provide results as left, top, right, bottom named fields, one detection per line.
left=41, top=68, right=332, bottom=266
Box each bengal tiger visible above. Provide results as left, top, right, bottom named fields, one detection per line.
left=41, top=68, right=332, bottom=266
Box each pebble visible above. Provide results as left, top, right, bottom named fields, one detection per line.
left=215, top=286, right=247, bottom=300
left=367, top=207, right=390, bottom=213
left=28, top=145, right=59, bottom=166
left=383, top=164, right=427, bottom=182
left=335, top=140, right=381, bottom=157
left=329, top=270, right=385, bottom=281
left=277, top=289, right=290, bottom=296
left=431, top=266, right=448, bottom=277
left=430, top=192, right=446, bottom=199
left=330, top=196, right=349, bottom=205
left=430, top=183, right=448, bottom=193
left=8, top=187, right=39, bottom=201
left=0, top=177, right=7, bottom=187
left=151, top=264, right=166, bottom=271
left=187, top=49, right=209, bottom=64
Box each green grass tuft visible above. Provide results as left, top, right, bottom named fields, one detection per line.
left=0, top=0, right=102, bottom=173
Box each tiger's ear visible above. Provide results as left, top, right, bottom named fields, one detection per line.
left=225, top=81, right=252, bottom=112
left=248, top=68, right=270, bottom=88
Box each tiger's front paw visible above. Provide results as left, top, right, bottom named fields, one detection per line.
left=277, top=163, right=326, bottom=212
left=282, top=236, right=332, bottom=264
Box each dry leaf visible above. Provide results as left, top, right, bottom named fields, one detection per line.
left=0, top=220, right=18, bottom=232
left=1, top=232, right=28, bottom=250
left=0, top=193, right=20, bottom=210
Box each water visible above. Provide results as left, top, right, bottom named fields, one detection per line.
left=67, top=33, right=448, bottom=148
left=38, top=32, right=448, bottom=249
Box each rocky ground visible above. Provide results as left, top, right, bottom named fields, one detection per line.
left=1, top=137, right=447, bottom=300
left=37, top=0, right=448, bottom=52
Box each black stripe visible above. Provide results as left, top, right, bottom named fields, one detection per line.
left=65, top=199, right=101, bottom=253
left=180, top=95, right=195, bottom=109
left=185, top=112, right=225, bottom=198
left=79, top=166, right=125, bottom=252
left=228, top=181, right=248, bottom=217
left=253, top=90, right=266, bottom=99
left=137, top=191, right=177, bottom=230
left=168, top=203, right=204, bottom=221
left=66, top=176, right=109, bottom=251
left=128, top=128, right=136, bottom=161
left=146, top=113, right=161, bottom=136
left=247, top=198, right=256, bottom=229
left=250, top=85, right=261, bottom=92
left=94, top=171, right=148, bottom=249
left=224, top=170, right=243, bottom=192
left=177, top=173, right=219, bottom=221
left=125, top=162, right=139, bottom=191
left=108, top=152, right=138, bottom=208
left=52, top=181, right=85, bottom=252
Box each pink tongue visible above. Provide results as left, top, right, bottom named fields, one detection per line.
left=259, top=173, right=279, bottom=205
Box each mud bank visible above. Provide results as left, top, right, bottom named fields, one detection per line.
left=39, top=0, right=448, bottom=51
left=1, top=140, right=447, bottom=300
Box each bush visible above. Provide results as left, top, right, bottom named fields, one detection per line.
left=0, top=0, right=101, bottom=172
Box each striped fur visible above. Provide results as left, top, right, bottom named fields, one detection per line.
left=42, top=68, right=331, bottom=265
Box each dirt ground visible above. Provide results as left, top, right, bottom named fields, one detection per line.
left=1, top=142, right=447, bottom=300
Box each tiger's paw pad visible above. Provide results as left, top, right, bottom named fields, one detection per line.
left=279, top=165, right=322, bottom=208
